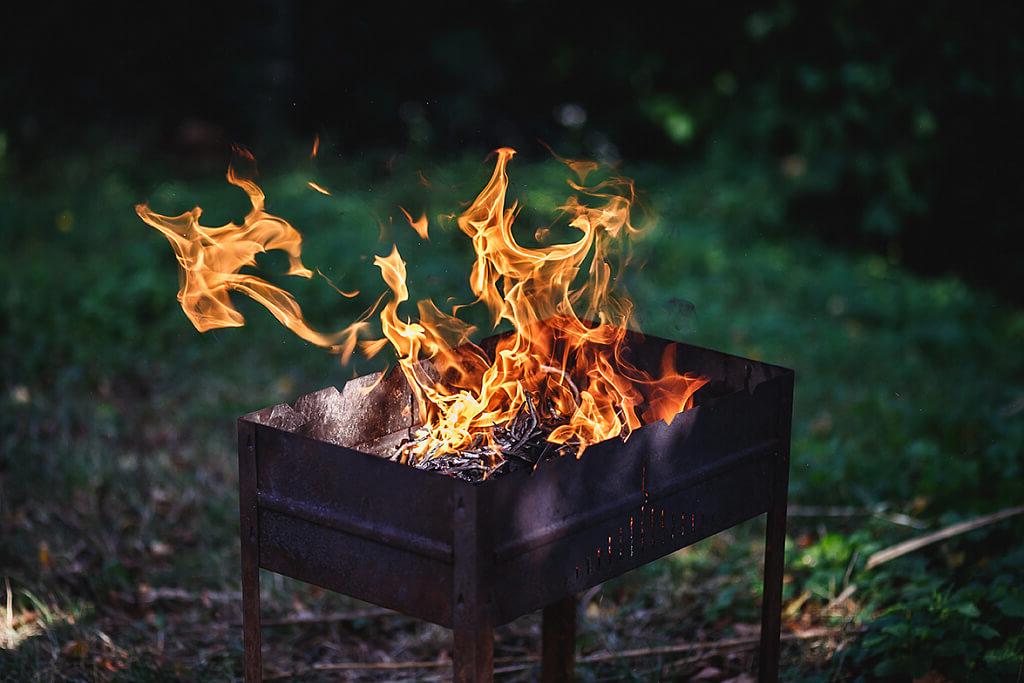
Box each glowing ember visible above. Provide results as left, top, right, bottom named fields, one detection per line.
left=139, top=147, right=707, bottom=475
left=399, top=206, right=430, bottom=240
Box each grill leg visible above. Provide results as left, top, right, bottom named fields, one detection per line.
left=239, top=421, right=262, bottom=682
left=453, top=610, right=494, bottom=683
left=241, top=552, right=262, bottom=682
left=453, top=487, right=493, bottom=682
left=541, top=595, right=577, bottom=682
left=758, top=451, right=790, bottom=682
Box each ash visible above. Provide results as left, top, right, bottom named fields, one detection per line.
left=389, top=395, right=578, bottom=482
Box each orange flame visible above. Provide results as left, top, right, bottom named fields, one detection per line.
left=141, top=147, right=706, bottom=465
left=136, top=162, right=368, bottom=360
left=399, top=207, right=430, bottom=240
left=373, top=148, right=706, bottom=461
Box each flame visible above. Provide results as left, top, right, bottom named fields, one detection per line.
left=400, top=207, right=430, bottom=240
left=373, top=148, right=706, bottom=461
left=136, top=161, right=368, bottom=359
left=307, top=181, right=331, bottom=195
left=141, top=146, right=707, bottom=465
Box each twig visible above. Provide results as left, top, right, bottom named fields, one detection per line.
left=437, top=627, right=854, bottom=680
left=873, top=511, right=928, bottom=530
left=866, top=505, right=1024, bottom=570
left=4, top=577, right=12, bottom=649
left=825, top=584, right=858, bottom=614
left=265, top=626, right=850, bottom=680
left=255, top=607, right=396, bottom=628
left=575, top=627, right=841, bottom=663
left=136, top=586, right=240, bottom=605
left=263, top=659, right=452, bottom=679
left=788, top=504, right=928, bottom=530
left=787, top=505, right=865, bottom=517
left=783, top=590, right=812, bottom=619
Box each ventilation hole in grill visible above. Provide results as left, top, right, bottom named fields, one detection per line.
left=629, top=515, right=635, bottom=557
left=639, top=511, right=646, bottom=550
left=618, top=527, right=624, bottom=558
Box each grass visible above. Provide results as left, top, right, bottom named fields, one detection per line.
left=1, top=141, right=1022, bottom=680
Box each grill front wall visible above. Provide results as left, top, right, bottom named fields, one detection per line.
left=258, top=508, right=455, bottom=625
left=250, top=424, right=462, bottom=626
left=484, top=371, right=791, bottom=624
left=488, top=447, right=777, bottom=624
left=239, top=334, right=793, bottom=630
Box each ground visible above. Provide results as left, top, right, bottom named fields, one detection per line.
left=2, top=146, right=1022, bottom=680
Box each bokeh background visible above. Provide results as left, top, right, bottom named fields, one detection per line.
left=2, top=2, right=1022, bottom=680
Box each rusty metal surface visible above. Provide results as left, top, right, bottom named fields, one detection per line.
left=542, top=596, right=577, bottom=682
left=759, top=366, right=794, bottom=682
left=452, top=485, right=494, bottom=682
left=237, top=419, right=262, bottom=682
left=250, top=422, right=461, bottom=626
left=238, top=329, right=794, bottom=681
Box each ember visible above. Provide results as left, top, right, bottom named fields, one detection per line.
left=138, top=147, right=708, bottom=473
left=405, top=392, right=577, bottom=481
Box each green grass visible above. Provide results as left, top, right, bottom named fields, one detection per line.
left=1, top=144, right=1022, bottom=680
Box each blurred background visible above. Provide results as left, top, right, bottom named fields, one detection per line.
left=2, top=2, right=1022, bottom=680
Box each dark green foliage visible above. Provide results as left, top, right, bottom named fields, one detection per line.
left=4, top=3, right=1022, bottom=300
left=846, top=545, right=1024, bottom=681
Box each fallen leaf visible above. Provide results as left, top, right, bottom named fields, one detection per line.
left=61, top=639, right=89, bottom=658
left=38, top=541, right=51, bottom=570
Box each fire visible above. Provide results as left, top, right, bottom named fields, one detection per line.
left=135, top=155, right=369, bottom=362
left=399, top=207, right=430, bottom=240
left=140, top=146, right=707, bottom=468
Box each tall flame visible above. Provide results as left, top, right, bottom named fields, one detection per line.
left=374, top=148, right=705, bottom=461
left=140, top=147, right=707, bottom=466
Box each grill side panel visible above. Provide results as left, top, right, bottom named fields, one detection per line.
left=249, top=423, right=460, bottom=627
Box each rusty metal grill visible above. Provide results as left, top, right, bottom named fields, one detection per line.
left=238, top=329, right=794, bottom=681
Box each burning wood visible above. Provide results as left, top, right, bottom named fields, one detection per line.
left=402, top=393, right=580, bottom=481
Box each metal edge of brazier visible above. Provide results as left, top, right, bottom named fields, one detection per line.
left=237, top=329, right=794, bottom=680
